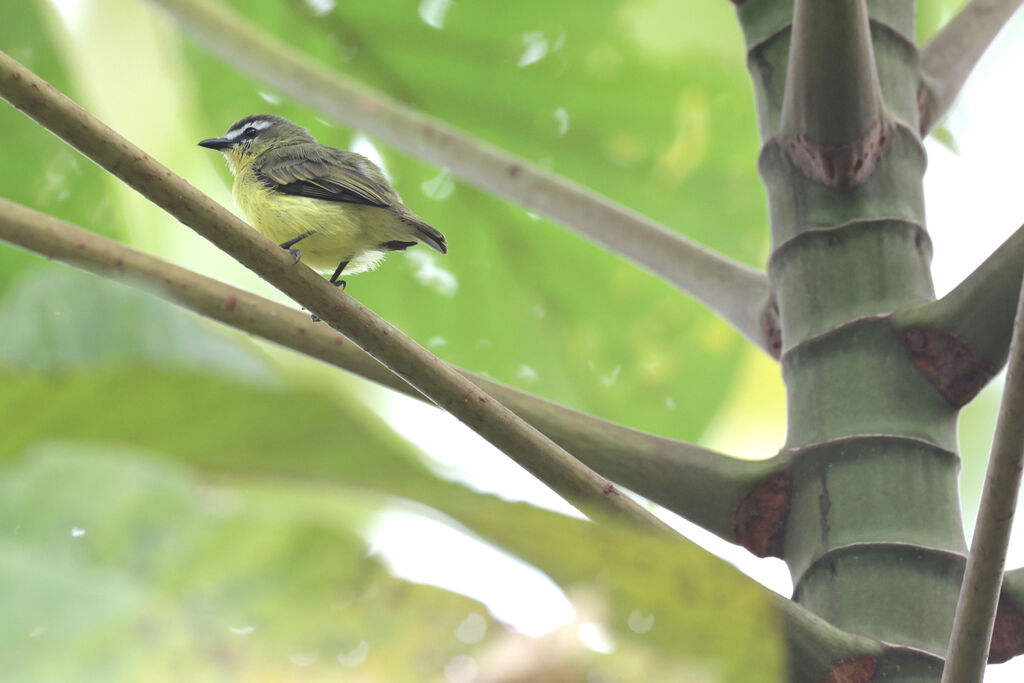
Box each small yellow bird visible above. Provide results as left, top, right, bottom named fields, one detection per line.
left=199, top=114, right=447, bottom=287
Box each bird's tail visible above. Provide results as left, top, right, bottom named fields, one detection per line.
left=410, top=218, right=448, bottom=254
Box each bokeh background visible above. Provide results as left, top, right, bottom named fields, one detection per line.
left=1, top=0, right=1022, bottom=680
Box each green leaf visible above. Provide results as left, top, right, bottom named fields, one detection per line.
left=0, top=267, right=272, bottom=379
left=0, top=445, right=496, bottom=682
left=916, top=0, right=971, bottom=45
left=930, top=122, right=960, bottom=154
left=0, top=369, right=785, bottom=680
left=0, top=271, right=782, bottom=678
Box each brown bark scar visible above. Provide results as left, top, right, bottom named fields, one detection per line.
left=918, top=83, right=935, bottom=136
left=761, top=295, right=782, bottom=359
left=732, top=472, right=790, bottom=557
left=783, top=120, right=891, bottom=192
left=821, top=655, right=877, bottom=683
left=901, top=327, right=995, bottom=407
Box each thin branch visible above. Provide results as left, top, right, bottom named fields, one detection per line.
left=919, top=0, right=1024, bottom=136
left=941, top=271, right=1024, bottom=681
left=891, top=222, right=1024, bottom=407
left=0, top=197, right=927, bottom=672
left=0, top=196, right=782, bottom=545
left=0, top=49, right=675, bottom=534
left=147, top=0, right=776, bottom=356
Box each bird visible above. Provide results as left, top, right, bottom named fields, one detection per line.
left=198, top=114, right=447, bottom=288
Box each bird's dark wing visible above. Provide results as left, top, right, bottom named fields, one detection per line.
left=255, top=144, right=395, bottom=207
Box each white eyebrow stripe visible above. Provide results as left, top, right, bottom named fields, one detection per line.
left=225, top=118, right=273, bottom=139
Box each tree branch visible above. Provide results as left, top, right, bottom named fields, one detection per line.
left=779, top=0, right=889, bottom=191
left=941, top=269, right=1024, bottom=681
left=0, top=195, right=785, bottom=547
left=146, top=0, right=776, bottom=356
left=0, top=49, right=677, bottom=534
left=0, top=198, right=932, bottom=673
left=919, top=0, right=1024, bottom=136
left=891, top=222, right=1024, bottom=407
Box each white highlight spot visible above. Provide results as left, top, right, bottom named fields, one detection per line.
left=406, top=250, right=458, bottom=297
left=258, top=91, right=281, bottom=106
left=71, top=526, right=86, bottom=537
left=29, top=626, right=45, bottom=638
left=421, top=168, right=455, bottom=200
left=554, top=107, right=570, bottom=136
left=454, top=613, right=488, bottom=644
left=627, top=610, right=654, bottom=634
left=577, top=621, right=615, bottom=654
left=419, top=0, right=453, bottom=29
left=369, top=509, right=574, bottom=636
left=305, top=0, right=335, bottom=16
left=337, top=640, right=369, bottom=667
left=289, top=651, right=319, bottom=667
left=49, top=0, right=87, bottom=32
left=229, top=625, right=255, bottom=636
left=444, top=654, right=478, bottom=683
left=516, top=364, right=539, bottom=382
left=518, top=32, right=550, bottom=67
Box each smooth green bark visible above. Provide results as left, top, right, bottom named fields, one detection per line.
left=738, top=0, right=978, bottom=673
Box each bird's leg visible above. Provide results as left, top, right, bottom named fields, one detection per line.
left=309, top=260, right=350, bottom=323
left=279, top=231, right=316, bottom=263
left=329, top=260, right=349, bottom=290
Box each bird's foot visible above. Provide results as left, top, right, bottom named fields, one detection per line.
left=331, top=279, right=347, bottom=290
left=282, top=247, right=301, bottom=263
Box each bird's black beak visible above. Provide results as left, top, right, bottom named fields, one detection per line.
left=198, top=137, right=234, bottom=151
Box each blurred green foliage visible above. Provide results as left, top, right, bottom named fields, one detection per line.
left=0, top=0, right=982, bottom=679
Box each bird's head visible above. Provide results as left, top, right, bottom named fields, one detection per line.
left=198, top=114, right=315, bottom=173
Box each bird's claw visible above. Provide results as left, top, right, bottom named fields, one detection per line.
left=332, top=279, right=347, bottom=290
left=283, top=247, right=301, bottom=263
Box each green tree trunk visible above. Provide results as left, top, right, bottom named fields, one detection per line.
left=739, top=0, right=1009, bottom=677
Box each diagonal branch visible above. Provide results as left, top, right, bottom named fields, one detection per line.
left=919, top=0, right=1024, bottom=136
left=0, top=49, right=674, bottom=534
left=941, top=269, right=1024, bottom=681
left=147, top=0, right=776, bottom=356
left=0, top=204, right=939, bottom=674
left=0, top=196, right=784, bottom=547
left=891, top=222, right=1024, bottom=407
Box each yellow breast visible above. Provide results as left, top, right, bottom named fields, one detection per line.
left=231, top=167, right=399, bottom=274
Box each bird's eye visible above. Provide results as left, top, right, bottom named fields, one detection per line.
left=242, top=126, right=258, bottom=139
